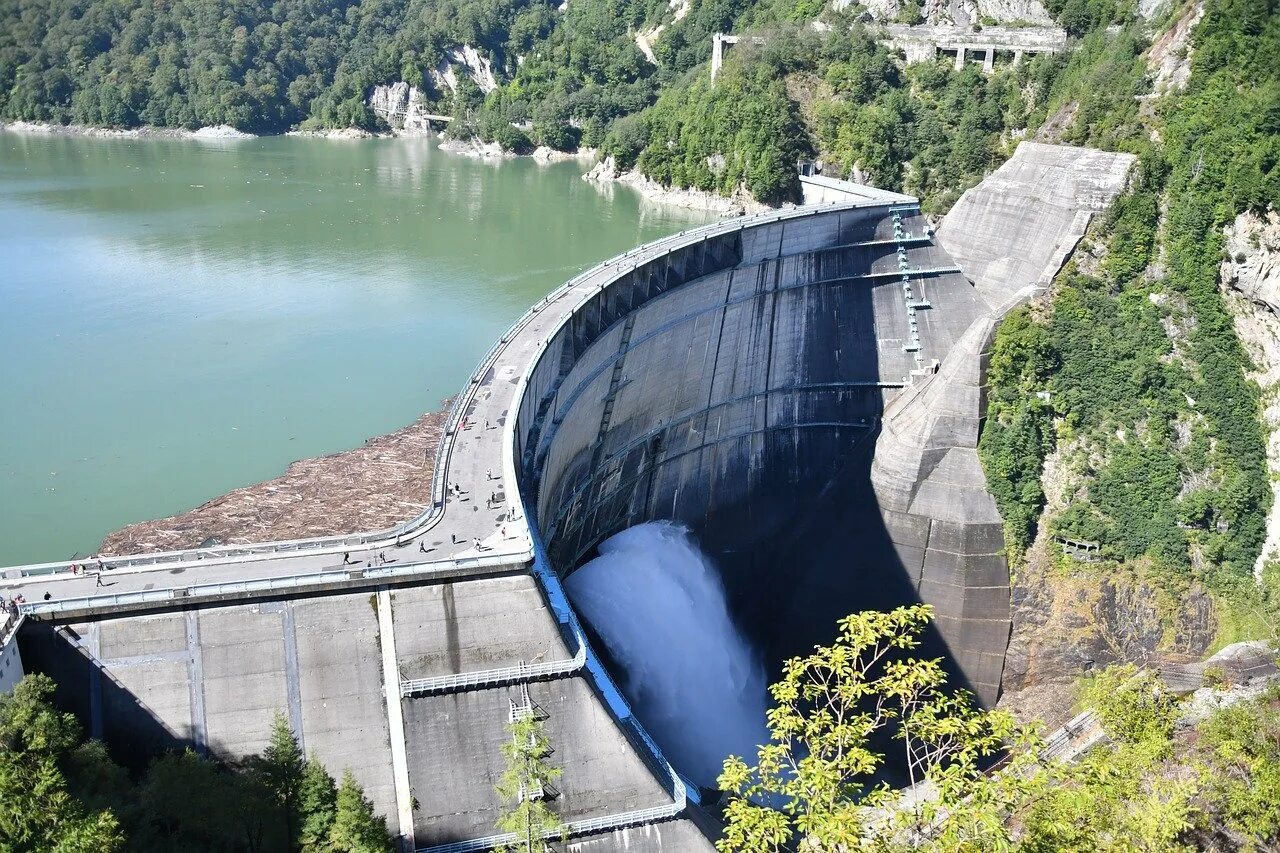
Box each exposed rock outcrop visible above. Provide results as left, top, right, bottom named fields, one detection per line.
left=972, top=0, right=1054, bottom=25
left=430, top=45, right=498, bottom=96
left=369, top=82, right=442, bottom=135
left=1, top=121, right=255, bottom=139
left=437, top=137, right=512, bottom=159
left=98, top=408, right=447, bottom=555
left=1148, top=0, right=1205, bottom=93
left=582, top=155, right=767, bottom=214
left=531, top=145, right=597, bottom=163
left=1223, top=209, right=1280, bottom=315
left=1221, top=209, right=1280, bottom=579
left=286, top=127, right=375, bottom=140
left=849, top=0, right=1050, bottom=25
left=999, top=554, right=1218, bottom=726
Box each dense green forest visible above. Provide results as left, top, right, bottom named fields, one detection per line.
left=978, top=0, right=1279, bottom=613
left=0, top=674, right=392, bottom=852
left=0, top=0, right=1140, bottom=206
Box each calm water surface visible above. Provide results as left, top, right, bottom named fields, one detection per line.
left=0, top=134, right=710, bottom=564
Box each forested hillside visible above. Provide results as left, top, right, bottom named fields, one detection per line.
left=2, top=0, right=1137, bottom=206
left=979, top=0, right=1280, bottom=668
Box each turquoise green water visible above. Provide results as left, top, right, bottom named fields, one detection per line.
left=0, top=134, right=710, bottom=565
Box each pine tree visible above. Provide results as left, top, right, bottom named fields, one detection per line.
left=327, top=770, right=392, bottom=853
left=298, top=754, right=338, bottom=851
left=495, top=713, right=563, bottom=853
left=263, top=712, right=305, bottom=849
left=0, top=675, right=124, bottom=852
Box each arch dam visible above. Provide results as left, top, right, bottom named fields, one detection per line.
left=1, top=142, right=1134, bottom=852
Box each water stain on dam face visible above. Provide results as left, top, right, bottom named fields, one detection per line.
left=515, top=205, right=1003, bottom=783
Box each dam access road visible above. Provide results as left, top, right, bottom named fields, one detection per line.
left=1, top=142, right=1135, bottom=852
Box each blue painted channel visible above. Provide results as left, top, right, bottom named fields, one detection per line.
left=526, top=518, right=701, bottom=807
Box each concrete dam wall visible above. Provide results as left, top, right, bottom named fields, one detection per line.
left=3, top=142, right=1137, bottom=852
left=513, top=200, right=1005, bottom=703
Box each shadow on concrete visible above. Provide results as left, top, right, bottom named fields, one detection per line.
left=18, top=621, right=191, bottom=769
left=529, top=230, right=980, bottom=794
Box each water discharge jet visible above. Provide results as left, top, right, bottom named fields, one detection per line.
left=566, top=521, right=768, bottom=788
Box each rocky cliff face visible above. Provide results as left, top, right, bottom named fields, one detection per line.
left=368, top=82, right=438, bottom=135
left=1223, top=210, right=1280, bottom=316
left=849, top=0, right=1051, bottom=25
left=1148, top=0, right=1205, bottom=94
left=1000, top=548, right=1217, bottom=726
left=1221, top=209, right=1280, bottom=579
left=430, top=45, right=498, bottom=95
left=971, top=0, right=1054, bottom=25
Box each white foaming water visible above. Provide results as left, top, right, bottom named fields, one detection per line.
left=565, top=521, right=768, bottom=788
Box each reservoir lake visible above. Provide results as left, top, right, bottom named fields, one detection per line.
left=0, top=133, right=710, bottom=564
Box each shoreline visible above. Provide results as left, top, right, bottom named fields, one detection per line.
left=0, top=120, right=256, bottom=140
left=583, top=155, right=768, bottom=216
left=2, top=119, right=761, bottom=214
left=96, top=405, right=449, bottom=556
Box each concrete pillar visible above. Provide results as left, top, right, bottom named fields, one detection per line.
left=954, top=47, right=965, bottom=71
left=711, top=33, right=725, bottom=81
left=1013, top=49, right=1024, bottom=66
left=983, top=47, right=994, bottom=73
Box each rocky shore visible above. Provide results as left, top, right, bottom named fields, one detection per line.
left=1, top=120, right=254, bottom=139
left=2, top=118, right=758, bottom=215
left=436, top=136, right=514, bottom=159
left=97, top=405, right=448, bottom=556
left=583, top=155, right=768, bottom=216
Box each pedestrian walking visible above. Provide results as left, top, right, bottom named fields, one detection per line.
left=95, top=572, right=104, bottom=588
left=420, top=541, right=428, bottom=553
left=342, top=552, right=352, bottom=565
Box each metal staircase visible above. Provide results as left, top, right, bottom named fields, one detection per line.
left=893, top=209, right=931, bottom=359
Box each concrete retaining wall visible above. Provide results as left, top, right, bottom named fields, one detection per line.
left=19, top=591, right=401, bottom=833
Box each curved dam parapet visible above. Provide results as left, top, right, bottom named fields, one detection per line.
left=512, top=199, right=1005, bottom=705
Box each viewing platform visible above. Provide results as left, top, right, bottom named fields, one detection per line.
left=883, top=23, right=1068, bottom=71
